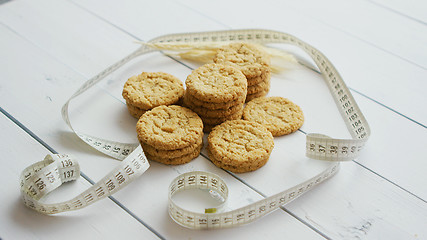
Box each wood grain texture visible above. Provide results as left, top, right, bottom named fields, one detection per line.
left=0, top=9, right=327, bottom=240
left=171, top=0, right=427, bottom=126
left=68, top=0, right=427, bottom=198
left=368, top=0, right=427, bottom=24
left=263, top=0, right=427, bottom=68
left=1, top=0, right=426, bottom=239
left=0, top=115, right=159, bottom=240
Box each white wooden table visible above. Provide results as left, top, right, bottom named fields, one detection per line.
left=1, top=0, right=426, bottom=239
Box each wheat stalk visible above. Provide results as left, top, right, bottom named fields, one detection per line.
left=137, top=41, right=298, bottom=73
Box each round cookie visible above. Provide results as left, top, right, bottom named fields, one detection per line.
left=183, top=94, right=244, bottom=118
left=213, top=42, right=271, bottom=79
left=201, top=108, right=243, bottom=125
left=185, top=92, right=245, bottom=110
left=145, top=143, right=203, bottom=165
left=126, top=103, right=147, bottom=119
left=246, top=90, right=268, bottom=102
left=247, top=71, right=271, bottom=86
left=202, top=107, right=244, bottom=133
left=243, top=97, right=304, bottom=136
left=208, top=150, right=269, bottom=173
left=247, top=79, right=270, bottom=95
left=137, top=105, right=203, bottom=150
left=185, top=63, right=247, bottom=103
left=122, top=72, right=184, bottom=110
left=208, top=120, right=274, bottom=173
left=141, top=137, right=203, bottom=159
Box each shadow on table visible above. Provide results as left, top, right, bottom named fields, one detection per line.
left=57, top=131, right=110, bottom=157
left=9, top=195, right=86, bottom=229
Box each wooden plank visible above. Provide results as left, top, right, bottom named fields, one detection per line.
left=0, top=0, right=137, bottom=77
left=0, top=18, right=328, bottom=240
left=68, top=0, right=225, bottom=41
left=286, top=154, right=427, bottom=240
left=61, top=1, right=427, bottom=238
left=0, top=115, right=160, bottom=240
left=111, top=155, right=329, bottom=239
left=0, top=0, right=223, bottom=78
left=59, top=0, right=427, bottom=197
left=168, top=0, right=427, bottom=126
left=261, top=0, right=427, bottom=68
left=350, top=89, right=427, bottom=199
left=368, top=0, right=427, bottom=24
left=0, top=20, right=425, bottom=239
left=256, top=64, right=427, bottom=200
left=1, top=0, right=425, bottom=238
left=200, top=132, right=427, bottom=239
left=4, top=0, right=426, bottom=126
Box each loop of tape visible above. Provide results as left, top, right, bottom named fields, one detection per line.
left=21, top=146, right=149, bottom=214
left=20, top=29, right=370, bottom=229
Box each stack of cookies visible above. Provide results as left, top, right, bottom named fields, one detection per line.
left=183, top=63, right=247, bottom=133
left=208, top=120, right=274, bottom=173
left=136, top=105, right=203, bottom=165
left=213, top=42, right=271, bottom=102
left=122, top=72, right=184, bottom=119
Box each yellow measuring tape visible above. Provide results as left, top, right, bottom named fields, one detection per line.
left=20, top=29, right=370, bottom=229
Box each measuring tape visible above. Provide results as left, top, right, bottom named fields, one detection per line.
left=20, top=145, right=149, bottom=214
left=20, top=29, right=370, bottom=229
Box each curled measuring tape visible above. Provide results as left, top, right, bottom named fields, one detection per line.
left=20, top=29, right=370, bottom=228
left=20, top=146, right=149, bottom=214
left=168, top=166, right=338, bottom=229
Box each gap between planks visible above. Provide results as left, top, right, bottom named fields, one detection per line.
left=32, top=0, right=427, bottom=205
left=364, top=0, right=427, bottom=26
left=0, top=106, right=166, bottom=240
left=2, top=0, right=425, bottom=236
